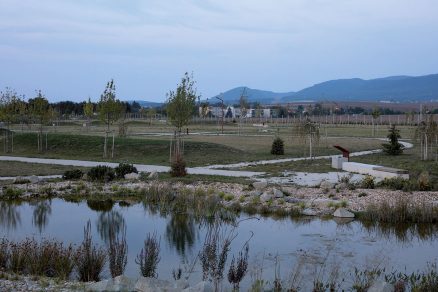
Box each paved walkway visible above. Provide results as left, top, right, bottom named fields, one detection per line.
left=203, top=139, right=413, bottom=169
left=0, top=156, right=264, bottom=178
left=0, top=139, right=413, bottom=178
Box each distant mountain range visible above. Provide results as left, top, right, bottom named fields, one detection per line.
left=130, top=73, right=438, bottom=107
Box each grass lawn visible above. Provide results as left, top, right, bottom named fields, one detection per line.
left=353, top=145, right=438, bottom=177
left=0, top=161, right=89, bottom=177
left=235, top=158, right=334, bottom=176
left=0, top=132, right=385, bottom=167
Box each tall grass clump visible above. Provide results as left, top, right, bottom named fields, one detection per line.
left=75, top=221, right=106, bottom=281
left=108, top=227, right=128, bottom=277
left=136, top=232, right=161, bottom=278
left=359, top=198, right=438, bottom=224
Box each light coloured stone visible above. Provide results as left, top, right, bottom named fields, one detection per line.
left=182, top=281, right=214, bottom=292
left=249, top=190, right=262, bottom=197
left=253, top=181, right=268, bottom=190
left=302, top=208, right=318, bottom=216
left=28, top=175, right=39, bottom=184
left=134, top=277, right=179, bottom=292
left=367, top=281, right=394, bottom=292
left=320, top=180, right=334, bottom=190
left=272, top=188, right=284, bottom=198
left=333, top=208, right=355, bottom=218
left=124, top=172, right=140, bottom=180
left=260, top=192, right=273, bottom=203
left=86, top=279, right=110, bottom=291
left=148, top=171, right=159, bottom=179
left=284, top=197, right=304, bottom=204
left=107, top=275, right=136, bottom=291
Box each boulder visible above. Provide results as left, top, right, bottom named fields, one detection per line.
left=134, top=277, right=184, bottom=292
left=107, top=275, right=136, bottom=291
left=302, top=208, right=318, bottom=216
left=182, top=281, right=214, bottom=292
left=249, top=190, right=262, bottom=197
left=28, top=175, right=39, bottom=184
left=284, top=197, right=304, bottom=204
left=260, top=192, right=273, bottom=203
left=253, top=181, right=268, bottom=190
left=272, top=188, right=284, bottom=198
left=333, top=208, right=355, bottom=218
left=86, top=279, right=110, bottom=291
left=148, top=171, right=159, bottom=179
left=320, top=180, right=334, bottom=189
left=367, top=281, right=394, bottom=292
left=124, top=172, right=140, bottom=180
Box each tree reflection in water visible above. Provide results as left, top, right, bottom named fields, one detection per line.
left=0, top=201, right=22, bottom=231
left=165, top=213, right=196, bottom=257
left=32, top=200, right=52, bottom=233
left=97, top=210, right=126, bottom=244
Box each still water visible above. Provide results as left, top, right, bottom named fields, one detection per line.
left=0, top=199, right=437, bottom=289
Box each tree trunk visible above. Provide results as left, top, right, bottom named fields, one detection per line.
left=104, top=132, right=108, bottom=158
left=111, top=132, right=115, bottom=159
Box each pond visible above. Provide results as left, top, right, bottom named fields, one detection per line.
left=0, top=199, right=437, bottom=290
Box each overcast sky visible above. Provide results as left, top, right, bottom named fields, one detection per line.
left=1, top=0, right=438, bottom=102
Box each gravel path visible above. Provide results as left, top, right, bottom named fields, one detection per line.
left=203, top=139, right=413, bottom=169
left=0, top=139, right=412, bottom=179
left=0, top=156, right=264, bottom=178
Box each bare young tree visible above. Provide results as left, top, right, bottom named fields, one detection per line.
left=98, top=80, right=124, bottom=158
left=293, top=118, right=320, bottom=159
left=0, top=88, right=22, bottom=153
left=29, top=91, right=53, bottom=152
left=415, top=116, right=438, bottom=160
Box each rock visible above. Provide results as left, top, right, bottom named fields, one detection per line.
left=134, top=277, right=181, bottom=292
left=302, top=208, right=318, bottom=216
left=253, top=181, right=268, bottom=190
left=284, top=197, right=304, bottom=204
left=367, top=281, right=394, bottom=292
left=124, top=172, right=140, bottom=180
left=86, top=279, right=110, bottom=291
left=148, top=171, right=159, bottom=179
left=320, top=180, right=334, bottom=189
left=182, top=281, right=214, bottom=292
left=260, top=192, right=273, bottom=203
left=175, top=279, right=190, bottom=290
left=333, top=208, right=355, bottom=218
left=107, top=275, right=136, bottom=291
left=272, top=188, right=284, bottom=198
left=28, top=175, right=39, bottom=184
left=249, top=190, right=262, bottom=197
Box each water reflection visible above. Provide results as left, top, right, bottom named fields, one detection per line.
left=0, top=201, right=21, bottom=231
left=361, top=221, right=438, bottom=242
left=32, top=200, right=52, bottom=233
left=87, top=199, right=114, bottom=212
left=165, top=213, right=197, bottom=257
left=97, top=210, right=126, bottom=244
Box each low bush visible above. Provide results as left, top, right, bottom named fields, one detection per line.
left=271, top=137, right=285, bottom=155
left=3, top=187, right=24, bottom=199
left=170, top=154, right=187, bottom=177
left=62, top=169, right=83, bottom=180
left=361, top=175, right=375, bottom=189
left=115, top=163, right=138, bottom=179
left=87, top=165, right=115, bottom=182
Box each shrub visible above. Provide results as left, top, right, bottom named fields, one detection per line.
left=170, top=154, right=187, bottom=177
left=3, top=187, right=23, bottom=199
left=361, top=175, right=375, bottom=189
left=87, top=165, right=115, bottom=182
left=136, top=232, right=161, bottom=278
left=418, top=171, right=431, bottom=191
left=382, top=125, right=404, bottom=155
left=62, top=169, right=83, bottom=180
left=75, top=221, right=106, bottom=282
left=271, top=137, right=285, bottom=155
left=115, top=163, right=138, bottom=179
